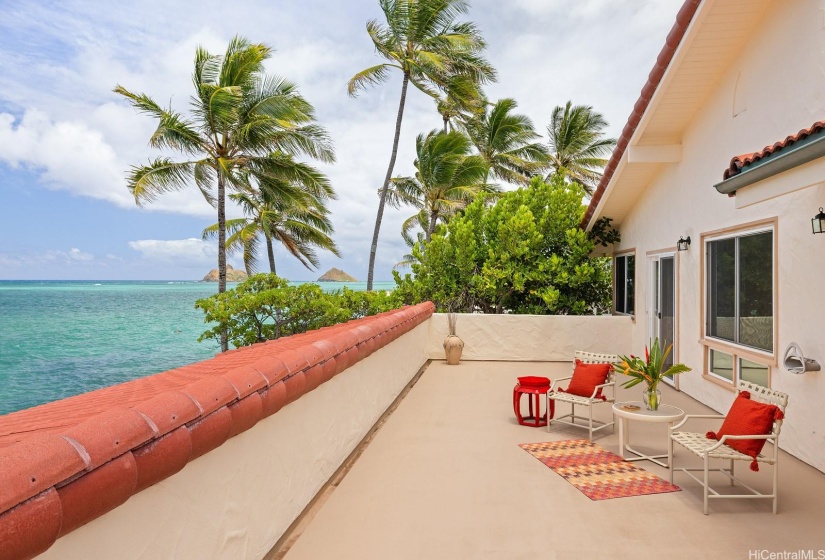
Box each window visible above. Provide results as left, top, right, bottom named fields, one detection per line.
left=706, top=229, right=773, bottom=352
left=614, top=254, right=635, bottom=315
left=703, top=224, right=774, bottom=389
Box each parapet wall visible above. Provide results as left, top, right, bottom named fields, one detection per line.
left=427, top=313, right=633, bottom=361
left=0, top=302, right=434, bottom=560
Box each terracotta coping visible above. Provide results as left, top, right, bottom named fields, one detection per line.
left=0, top=302, right=435, bottom=560
left=723, top=120, right=825, bottom=179
left=581, top=0, right=702, bottom=230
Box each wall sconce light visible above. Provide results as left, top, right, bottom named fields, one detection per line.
left=813, top=207, right=825, bottom=234
left=677, top=236, right=691, bottom=251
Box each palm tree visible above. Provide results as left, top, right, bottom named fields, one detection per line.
left=203, top=154, right=339, bottom=275
left=386, top=129, right=492, bottom=243
left=348, top=0, right=496, bottom=290
left=544, top=101, right=616, bottom=194
left=115, top=36, right=334, bottom=350
left=464, top=98, right=547, bottom=187
left=436, top=74, right=487, bottom=133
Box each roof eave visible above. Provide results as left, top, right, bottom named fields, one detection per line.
left=715, top=133, right=825, bottom=195
left=581, top=0, right=703, bottom=230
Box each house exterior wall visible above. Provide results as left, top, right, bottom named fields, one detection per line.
left=613, top=0, right=825, bottom=472
left=33, top=322, right=430, bottom=560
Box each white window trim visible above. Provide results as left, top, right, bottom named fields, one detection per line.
left=701, top=220, right=777, bottom=389
left=614, top=251, right=635, bottom=316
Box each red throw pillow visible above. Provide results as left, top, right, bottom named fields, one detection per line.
left=563, top=359, right=611, bottom=400
left=706, top=391, right=785, bottom=471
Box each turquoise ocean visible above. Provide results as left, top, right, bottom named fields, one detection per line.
left=0, top=280, right=396, bottom=415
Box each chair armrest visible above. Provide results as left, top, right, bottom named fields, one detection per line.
left=718, top=434, right=775, bottom=443
left=550, top=376, right=573, bottom=391
left=671, top=414, right=726, bottom=431
left=589, top=381, right=615, bottom=399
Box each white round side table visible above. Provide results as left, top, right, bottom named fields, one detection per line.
left=612, top=402, right=685, bottom=467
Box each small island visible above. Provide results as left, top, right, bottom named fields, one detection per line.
left=202, top=264, right=248, bottom=282
left=318, top=267, right=358, bottom=282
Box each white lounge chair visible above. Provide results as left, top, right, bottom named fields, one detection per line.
left=668, top=380, right=789, bottom=514
left=546, top=351, right=618, bottom=441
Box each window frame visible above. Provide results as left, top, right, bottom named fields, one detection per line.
left=613, top=250, right=636, bottom=316
left=700, top=219, right=777, bottom=390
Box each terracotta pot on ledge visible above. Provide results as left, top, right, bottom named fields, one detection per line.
left=443, top=313, right=464, bottom=365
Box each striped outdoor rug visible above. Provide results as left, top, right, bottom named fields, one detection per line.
left=519, top=439, right=681, bottom=500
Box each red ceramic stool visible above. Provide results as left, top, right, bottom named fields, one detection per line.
left=513, top=376, right=554, bottom=427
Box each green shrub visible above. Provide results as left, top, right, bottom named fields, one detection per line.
left=196, top=274, right=404, bottom=348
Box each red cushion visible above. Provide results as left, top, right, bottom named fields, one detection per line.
left=564, top=359, right=611, bottom=399
left=518, top=376, right=550, bottom=388
left=707, top=391, right=785, bottom=471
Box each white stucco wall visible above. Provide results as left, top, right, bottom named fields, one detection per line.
left=611, top=0, right=825, bottom=471
left=35, top=322, right=430, bottom=560
left=427, top=313, right=632, bottom=361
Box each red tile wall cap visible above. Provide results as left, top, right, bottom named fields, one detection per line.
left=187, top=407, right=234, bottom=460
left=132, top=427, right=192, bottom=493
left=582, top=0, right=701, bottom=230
left=0, top=489, right=62, bottom=560
left=132, top=390, right=202, bottom=438
left=222, top=365, right=268, bottom=399
left=227, top=393, right=264, bottom=438
left=180, top=377, right=239, bottom=416
left=56, top=453, right=137, bottom=537
left=0, top=434, right=88, bottom=513
left=62, top=408, right=154, bottom=470
left=0, top=301, right=436, bottom=556
left=253, top=355, right=289, bottom=385
left=723, top=120, right=825, bottom=179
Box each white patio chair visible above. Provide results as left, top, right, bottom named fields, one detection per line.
left=546, top=351, right=618, bottom=441
left=668, top=380, right=789, bottom=515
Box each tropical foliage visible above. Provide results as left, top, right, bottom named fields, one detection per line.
left=545, top=100, right=616, bottom=193
left=393, top=175, right=616, bottom=314
left=196, top=274, right=402, bottom=348
left=613, top=338, right=692, bottom=390
left=386, top=129, right=493, bottom=244
left=464, top=98, right=547, bottom=186
left=116, top=36, right=334, bottom=349
left=202, top=155, right=339, bottom=275
left=348, top=0, right=496, bottom=290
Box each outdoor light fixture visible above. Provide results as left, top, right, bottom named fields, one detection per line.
left=813, top=207, right=825, bottom=234
left=677, top=236, right=691, bottom=251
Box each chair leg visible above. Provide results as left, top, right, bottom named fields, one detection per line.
left=773, top=456, right=779, bottom=514
left=545, top=393, right=551, bottom=432
left=730, top=459, right=735, bottom=486
left=668, top=436, right=674, bottom=484
left=588, top=405, right=594, bottom=442
left=703, top=455, right=710, bottom=515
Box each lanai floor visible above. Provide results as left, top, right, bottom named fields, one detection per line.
left=278, top=361, right=825, bottom=560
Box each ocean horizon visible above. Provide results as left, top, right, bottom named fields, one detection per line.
left=0, top=279, right=397, bottom=415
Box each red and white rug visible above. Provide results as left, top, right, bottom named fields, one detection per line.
left=519, top=439, right=681, bottom=501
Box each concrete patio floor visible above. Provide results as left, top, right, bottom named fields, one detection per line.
left=281, top=361, right=825, bottom=560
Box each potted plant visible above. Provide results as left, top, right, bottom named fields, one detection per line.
left=443, top=312, right=464, bottom=365
left=613, top=338, right=691, bottom=410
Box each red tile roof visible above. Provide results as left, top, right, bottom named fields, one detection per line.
left=582, top=0, right=702, bottom=229
left=723, top=120, right=825, bottom=179
left=0, top=302, right=435, bottom=560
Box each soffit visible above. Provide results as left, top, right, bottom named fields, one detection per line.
left=596, top=0, right=772, bottom=226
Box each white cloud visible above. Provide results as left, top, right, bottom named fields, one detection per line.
left=128, top=238, right=216, bottom=266
left=0, top=0, right=685, bottom=281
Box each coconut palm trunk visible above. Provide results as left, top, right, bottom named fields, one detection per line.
left=217, top=172, right=228, bottom=351
left=266, top=235, right=276, bottom=274
left=426, top=209, right=439, bottom=241
left=367, top=72, right=409, bottom=291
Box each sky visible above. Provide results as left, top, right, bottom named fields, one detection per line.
left=0, top=0, right=684, bottom=281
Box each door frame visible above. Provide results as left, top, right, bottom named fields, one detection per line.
left=647, top=248, right=680, bottom=390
